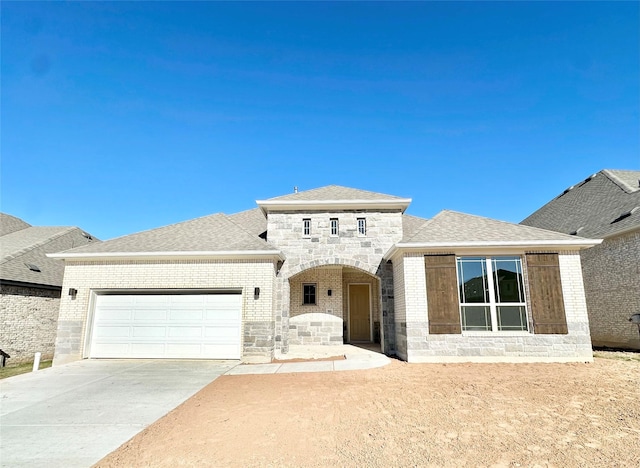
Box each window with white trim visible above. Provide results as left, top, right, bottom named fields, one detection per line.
left=330, top=218, right=339, bottom=236
left=357, top=217, right=366, bottom=236
left=303, top=283, right=317, bottom=305
left=303, top=218, right=311, bottom=237
left=456, top=256, right=528, bottom=332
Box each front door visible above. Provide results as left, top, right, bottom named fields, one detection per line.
left=349, top=284, right=371, bottom=341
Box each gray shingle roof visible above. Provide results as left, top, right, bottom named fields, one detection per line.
left=60, top=213, right=278, bottom=255
left=265, top=185, right=406, bottom=201
left=521, top=169, right=640, bottom=238
left=402, top=214, right=429, bottom=241
left=406, top=210, right=585, bottom=244
left=1, top=213, right=31, bottom=236
left=227, top=208, right=267, bottom=237
left=1, top=225, right=98, bottom=287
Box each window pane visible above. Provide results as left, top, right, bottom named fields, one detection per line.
left=493, top=257, right=524, bottom=303
left=457, top=258, right=488, bottom=303
left=461, top=306, right=491, bottom=331
left=497, top=306, right=528, bottom=331
left=303, top=284, right=316, bottom=305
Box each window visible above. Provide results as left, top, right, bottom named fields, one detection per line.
left=457, top=256, right=528, bottom=332
left=303, top=218, right=311, bottom=237
left=330, top=218, right=339, bottom=236
left=357, top=217, right=366, bottom=236
left=303, top=284, right=317, bottom=305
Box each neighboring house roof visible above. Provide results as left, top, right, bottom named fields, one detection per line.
left=0, top=213, right=31, bottom=236
left=256, top=185, right=412, bottom=213
left=50, top=213, right=282, bottom=260
left=1, top=214, right=98, bottom=288
left=227, top=208, right=267, bottom=237
left=521, top=169, right=640, bottom=239
left=386, top=210, right=599, bottom=257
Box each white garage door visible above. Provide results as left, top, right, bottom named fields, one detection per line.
left=90, top=293, right=242, bottom=359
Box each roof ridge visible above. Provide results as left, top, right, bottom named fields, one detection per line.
left=1, top=226, right=78, bottom=264
left=601, top=169, right=640, bottom=194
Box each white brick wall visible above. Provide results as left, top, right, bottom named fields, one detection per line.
left=54, top=259, right=276, bottom=364
left=395, top=250, right=593, bottom=362
left=402, top=254, right=428, bottom=323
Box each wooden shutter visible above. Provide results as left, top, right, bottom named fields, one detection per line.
left=526, top=253, right=568, bottom=334
left=425, top=255, right=461, bottom=334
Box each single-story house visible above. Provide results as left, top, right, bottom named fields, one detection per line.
left=49, top=186, right=601, bottom=365
left=0, top=213, right=98, bottom=364
left=522, top=169, right=640, bottom=350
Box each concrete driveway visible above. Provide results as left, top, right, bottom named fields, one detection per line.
left=0, top=359, right=237, bottom=468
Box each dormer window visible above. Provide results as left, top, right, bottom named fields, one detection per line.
left=303, top=218, right=311, bottom=237
left=357, top=218, right=366, bottom=236
left=330, top=218, right=339, bottom=236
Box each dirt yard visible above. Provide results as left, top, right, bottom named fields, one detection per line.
left=97, top=356, right=640, bottom=467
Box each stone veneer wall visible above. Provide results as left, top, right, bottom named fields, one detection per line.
left=54, top=259, right=277, bottom=365
left=0, top=285, right=61, bottom=364
left=397, top=251, right=593, bottom=362
left=580, top=230, right=640, bottom=350
left=378, top=262, right=396, bottom=354
left=268, top=210, right=403, bottom=353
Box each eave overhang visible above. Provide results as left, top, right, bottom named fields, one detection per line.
left=256, top=198, right=412, bottom=214
left=384, top=238, right=603, bottom=261
left=47, top=250, right=285, bottom=262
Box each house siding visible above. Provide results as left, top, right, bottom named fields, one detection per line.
left=580, top=230, right=640, bottom=350
left=0, top=285, right=61, bottom=364
left=396, top=250, right=593, bottom=362
left=53, top=259, right=277, bottom=365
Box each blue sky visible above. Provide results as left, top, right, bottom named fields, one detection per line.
left=2, top=1, right=638, bottom=240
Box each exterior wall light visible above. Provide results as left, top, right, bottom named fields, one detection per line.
left=68, top=288, right=78, bottom=298
left=254, top=287, right=260, bottom=299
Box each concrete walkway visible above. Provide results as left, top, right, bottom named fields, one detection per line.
left=226, top=344, right=391, bottom=375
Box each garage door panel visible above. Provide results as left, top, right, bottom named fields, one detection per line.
left=169, top=310, right=204, bottom=320
left=130, top=343, right=166, bottom=355
left=168, top=326, right=204, bottom=338
left=133, top=309, right=168, bottom=320
left=95, top=326, right=131, bottom=338
left=91, top=293, right=241, bottom=359
left=132, top=326, right=167, bottom=338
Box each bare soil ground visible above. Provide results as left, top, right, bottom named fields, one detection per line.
left=96, top=356, right=640, bottom=467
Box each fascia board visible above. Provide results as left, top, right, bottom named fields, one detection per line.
left=256, top=198, right=412, bottom=213
left=384, top=239, right=603, bottom=259
left=47, top=250, right=285, bottom=261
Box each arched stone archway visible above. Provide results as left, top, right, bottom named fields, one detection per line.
left=280, top=262, right=383, bottom=350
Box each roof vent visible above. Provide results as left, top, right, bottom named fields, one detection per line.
left=611, top=206, right=638, bottom=224
left=293, top=186, right=298, bottom=193
left=569, top=227, right=584, bottom=236
left=25, top=263, right=41, bottom=272
left=81, top=232, right=93, bottom=240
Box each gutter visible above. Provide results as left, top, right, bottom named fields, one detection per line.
left=47, top=250, right=286, bottom=262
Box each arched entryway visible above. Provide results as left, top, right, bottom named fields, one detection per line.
left=286, top=264, right=382, bottom=346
